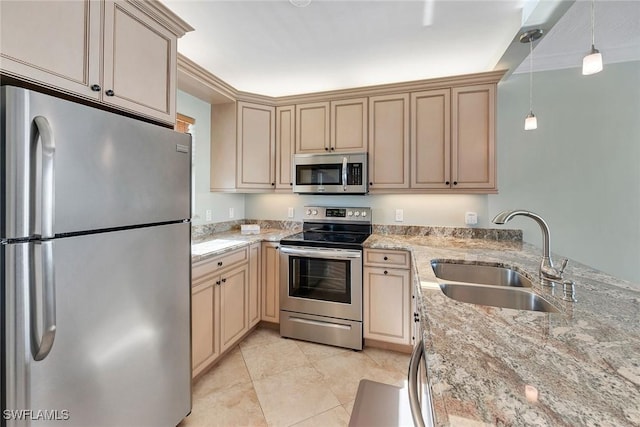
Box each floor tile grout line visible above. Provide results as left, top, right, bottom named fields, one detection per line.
left=238, top=339, right=269, bottom=426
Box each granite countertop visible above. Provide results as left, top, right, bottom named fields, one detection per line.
left=191, top=228, right=297, bottom=263
left=364, top=234, right=640, bottom=426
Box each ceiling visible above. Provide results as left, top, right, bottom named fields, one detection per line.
left=162, top=0, right=640, bottom=97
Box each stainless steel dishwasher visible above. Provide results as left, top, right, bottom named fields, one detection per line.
left=348, top=339, right=435, bottom=427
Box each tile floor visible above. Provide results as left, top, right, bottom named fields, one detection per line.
left=179, top=326, right=411, bottom=427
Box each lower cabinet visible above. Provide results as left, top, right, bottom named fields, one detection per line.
left=248, top=243, right=261, bottom=328
left=261, top=242, right=280, bottom=323
left=363, top=249, right=413, bottom=346
left=191, top=246, right=252, bottom=378
left=219, top=264, right=250, bottom=354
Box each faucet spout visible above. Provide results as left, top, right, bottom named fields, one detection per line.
left=492, top=210, right=551, bottom=259
left=492, top=210, right=567, bottom=286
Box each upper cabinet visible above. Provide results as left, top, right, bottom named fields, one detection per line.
left=451, top=84, right=496, bottom=190
left=0, top=0, right=193, bottom=125
left=275, top=105, right=295, bottom=190
left=330, top=98, right=368, bottom=152
left=410, top=89, right=451, bottom=190
left=368, top=94, right=410, bottom=191
left=296, top=98, right=367, bottom=153
left=236, top=102, right=276, bottom=190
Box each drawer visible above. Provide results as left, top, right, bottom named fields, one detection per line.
left=192, top=246, right=249, bottom=280
left=364, top=249, right=410, bottom=269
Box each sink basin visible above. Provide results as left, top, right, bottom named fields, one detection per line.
left=431, top=261, right=533, bottom=288
left=439, top=283, right=559, bottom=313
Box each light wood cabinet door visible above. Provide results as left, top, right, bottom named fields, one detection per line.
left=275, top=105, right=295, bottom=190
left=248, top=243, right=261, bottom=328
left=0, top=0, right=101, bottom=100
left=103, top=0, right=177, bottom=123
left=330, top=98, right=368, bottom=152
left=364, top=267, right=412, bottom=345
left=368, top=94, right=410, bottom=190
left=296, top=102, right=330, bottom=153
left=191, top=278, right=219, bottom=377
left=261, top=242, right=280, bottom=323
left=219, top=264, right=249, bottom=353
left=411, top=89, right=451, bottom=189
left=210, top=102, right=238, bottom=191
left=236, top=102, right=276, bottom=189
left=452, top=84, right=496, bottom=190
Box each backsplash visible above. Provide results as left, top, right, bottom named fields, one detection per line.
left=373, top=224, right=522, bottom=241
left=192, top=219, right=521, bottom=242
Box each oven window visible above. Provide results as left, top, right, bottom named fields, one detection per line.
left=289, top=256, right=351, bottom=304
left=296, top=164, right=342, bottom=186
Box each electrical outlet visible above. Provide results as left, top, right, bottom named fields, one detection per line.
left=287, top=207, right=295, bottom=218
left=465, top=211, right=478, bottom=225
left=229, top=207, right=234, bottom=219
left=395, top=209, right=404, bottom=222
left=205, top=210, right=212, bottom=221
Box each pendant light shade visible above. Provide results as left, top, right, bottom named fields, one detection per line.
left=582, top=46, right=603, bottom=75
left=524, top=112, right=538, bottom=130
left=520, top=29, right=543, bottom=131
left=583, top=0, right=603, bottom=75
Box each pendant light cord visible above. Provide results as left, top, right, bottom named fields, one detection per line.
left=591, top=0, right=596, bottom=48
left=529, top=36, right=534, bottom=113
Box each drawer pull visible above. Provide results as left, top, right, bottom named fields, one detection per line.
left=217, top=261, right=223, bottom=267
left=384, top=270, right=388, bottom=275
left=221, top=278, right=227, bottom=283
left=383, top=256, right=388, bottom=261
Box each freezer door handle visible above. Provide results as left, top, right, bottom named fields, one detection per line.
left=30, top=240, right=57, bottom=361
left=32, top=116, right=56, bottom=239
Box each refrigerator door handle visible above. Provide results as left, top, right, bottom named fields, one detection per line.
left=30, top=240, right=57, bottom=361
left=32, top=116, right=56, bottom=239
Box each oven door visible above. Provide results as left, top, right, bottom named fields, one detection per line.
left=279, top=245, right=362, bottom=321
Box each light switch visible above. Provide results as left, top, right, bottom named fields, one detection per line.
left=395, top=209, right=404, bottom=222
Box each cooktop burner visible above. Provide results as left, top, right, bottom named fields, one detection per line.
left=280, top=206, right=372, bottom=250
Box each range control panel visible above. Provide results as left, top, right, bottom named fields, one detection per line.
left=303, top=206, right=372, bottom=223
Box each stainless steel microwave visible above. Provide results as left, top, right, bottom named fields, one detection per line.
left=293, top=152, right=368, bottom=194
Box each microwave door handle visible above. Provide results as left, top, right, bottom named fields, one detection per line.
left=342, top=157, right=348, bottom=191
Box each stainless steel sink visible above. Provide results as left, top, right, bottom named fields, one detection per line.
left=431, top=261, right=533, bottom=288
left=439, top=283, right=559, bottom=313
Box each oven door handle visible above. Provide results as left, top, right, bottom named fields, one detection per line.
left=280, top=246, right=361, bottom=260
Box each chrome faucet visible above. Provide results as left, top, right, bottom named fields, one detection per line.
left=492, top=210, right=568, bottom=286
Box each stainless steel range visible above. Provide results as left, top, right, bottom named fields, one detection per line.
left=279, top=206, right=372, bottom=350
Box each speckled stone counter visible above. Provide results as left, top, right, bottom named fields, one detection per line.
left=191, top=228, right=298, bottom=263
left=365, top=234, right=640, bottom=426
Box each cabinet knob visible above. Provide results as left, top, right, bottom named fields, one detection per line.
left=330, top=147, right=335, bottom=151
left=91, top=84, right=101, bottom=92
left=445, top=181, right=450, bottom=185
left=369, top=182, right=373, bottom=186
left=271, top=182, right=275, bottom=186
left=216, top=280, right=221, bottom=286
left=453, top=181, right=458, bottom=186
left=383, top=270, right=388, bottom=275
left=289, top=182, right=293, bottom=186
left=217, top=261, right=223, bottom=267
left=221, top=278, right=227, bottom=283
left=324, top=147, right=329, bottom=151
left=383, top=256, right=388, bottom=260
left=105, top=89, right=115, bottom=97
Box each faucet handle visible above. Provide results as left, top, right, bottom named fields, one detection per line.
left=559, top=258, right=569, bottom=274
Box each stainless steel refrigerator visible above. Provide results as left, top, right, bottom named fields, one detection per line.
left=1, top=86, right=192, bottom=426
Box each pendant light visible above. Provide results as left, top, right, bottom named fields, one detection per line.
left=520, top=29, right=543, bottom=131
left=582, top=0, right=603, bottom=75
